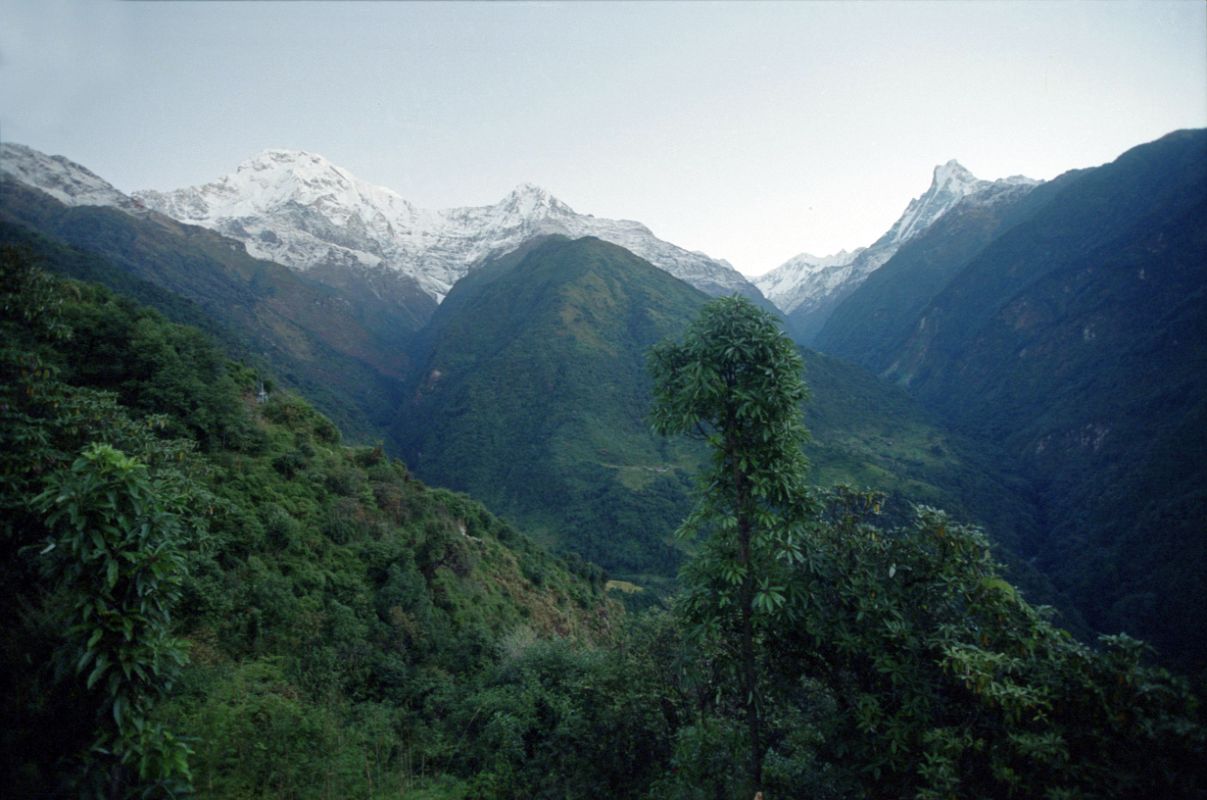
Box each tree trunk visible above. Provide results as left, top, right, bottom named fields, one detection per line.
left=731, top=424, right=763, bottom=795
left=738, top=515, right=762, bottom=794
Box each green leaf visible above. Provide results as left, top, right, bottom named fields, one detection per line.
left=86, top=660, right=108, bottom=690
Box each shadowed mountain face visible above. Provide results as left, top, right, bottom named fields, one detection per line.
left=757, top=159, right=1038, bottom=344
left=0, top=178, right=432, bottom=440
left=813, top=129, right=1207, bottom=669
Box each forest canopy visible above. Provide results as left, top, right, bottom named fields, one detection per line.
left=1, top=252, right=1203, bottom=798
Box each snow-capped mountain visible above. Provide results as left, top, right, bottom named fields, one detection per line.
left=133, top=150, right=759, bottom=303
left=757, top=160, right=1039, bottom=326
left=753, top=248, right=864, bottom=318
left=0, top=142, right=139, bottom=212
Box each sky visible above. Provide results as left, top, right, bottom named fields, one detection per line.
left=1, top=1, right=1204, bottom=277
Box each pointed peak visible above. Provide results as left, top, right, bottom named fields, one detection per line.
left=932, top=159, right=978, bottom=187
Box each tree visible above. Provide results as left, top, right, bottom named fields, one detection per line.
left=649, top=295, right=813, bottom=795
left=34, top=443, right=196, bottom=797
left=766, top=489, right=1207, bottom=799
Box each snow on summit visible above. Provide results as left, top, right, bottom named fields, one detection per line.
left=757, top=160, right=1040, bottom=317
left=131, top=150, right=760, bottom=303
left=0, top=142, right=137, bottom=211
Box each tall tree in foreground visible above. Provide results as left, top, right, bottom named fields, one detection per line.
left=649, top=296, right=813, bottom=795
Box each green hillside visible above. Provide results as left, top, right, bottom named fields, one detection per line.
left=394, top=236, right=1054, bottom=604
left=395, top=236, right=708, bottom=576
left=0, top=247, right=620, bottom=797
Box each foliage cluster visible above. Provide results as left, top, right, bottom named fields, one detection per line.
left=649, top=298, right=1205, bottom=800
left=656, top=491, right=1206, bottom=799
left=0, top=248, right=619, bottom=798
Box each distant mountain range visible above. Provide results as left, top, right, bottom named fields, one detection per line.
left=3, top=140, right=1036, bottom=341
left=131, top=149, right=764, bottom=304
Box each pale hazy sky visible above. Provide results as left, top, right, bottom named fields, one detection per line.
left=2, top=0, right=1204, bottom=276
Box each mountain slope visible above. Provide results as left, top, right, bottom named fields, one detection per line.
left=0, top=142, right=139, bottom=211
left=393, top=235, right=1053, bottom=607
left=133, top=149, right=766, bottom=305
left=395, top=236, right=708, bottom=576
left=814, top=173, right=1078, bottom=367
left=0, top=174, right=427, bottom=440
left=757, top=161, right=1038, bottom=343
left=844, top=129, right=1207, bottom=668
left=0, top=254, right=617, bottom=796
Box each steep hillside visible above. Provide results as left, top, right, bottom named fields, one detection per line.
left=832, top=129, right=1207, bottom=668
left=0, top=178, right=429, bottom=440
left=757, top=160, right=1037, bottom=343
left=800, top=349, right=1041, bottom=556
left=814, top=174, right=1076, bottom=367
left=0, top=251, right=618, bottom=797
left=395, top=236, right=708, bottom=576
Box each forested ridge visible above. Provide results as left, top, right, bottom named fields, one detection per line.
left=395, top=236, right=1057, bottom=613
left=2, top=247, right=1203, bottom=798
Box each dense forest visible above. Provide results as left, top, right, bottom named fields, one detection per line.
left=3, top=246, right=1203, bottom=798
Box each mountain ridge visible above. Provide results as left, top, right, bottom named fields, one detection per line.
left=756, top=159, right=1039, bottom=342
left=128, top=147, right=766, bottom=304
left=392, top=235, right=1057, bottom=607
left=815, top=128, right=1207, bottom=669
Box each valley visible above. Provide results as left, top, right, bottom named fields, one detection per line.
left=1, top=128, right=1204, bottom=798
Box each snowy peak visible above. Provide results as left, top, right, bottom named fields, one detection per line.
left=754, top=248, right=866, bottom=316
left=758, top=160, right=1041, bottom=318
left=932, top=159, right=980, bottom=193
left=754, top=248, right=861, bottom=310
left=883, top=159, right=991, bottom=246
left=784, top=249, right=861, bottom=272
left=491, top=182, right=578, bottom=224
left=0, top=142, right=136, bottom=211
left=883, top=160, right=1039, bottom=248
left=129, top=148, right=760, bottom=304
left=136, top=148, right=417, bottom=227
left=505, top=182, right=559, bottom=209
